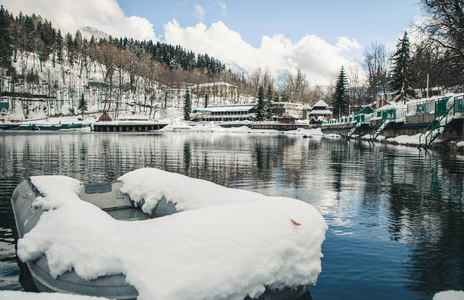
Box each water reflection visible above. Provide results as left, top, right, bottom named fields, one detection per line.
left=0, top=131, right=463, bottom=299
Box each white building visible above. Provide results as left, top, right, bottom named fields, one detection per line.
left=308, top=100, right=332, bottom=121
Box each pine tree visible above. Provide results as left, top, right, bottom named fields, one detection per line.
left=184, top=89, right=191, bottom=121
left=333, top=66, right=350, bottom=119
left=0, top=5, right=12, bottom=68
left=390, top=32, right=415, bottom=102
left=256, top=85, right=265, bottom=121
left=265, top=84, right=273, bottom=120
left=78, top=93, right=88, bottom=119
left=204, top=93, right=209, bottom=108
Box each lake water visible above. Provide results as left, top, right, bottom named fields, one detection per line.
left=0, top=131, right=463, bottom=299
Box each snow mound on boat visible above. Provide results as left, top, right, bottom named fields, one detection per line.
left=18, top=168, right=328, bottom=300
left=118, top=168, right=267, bottom=213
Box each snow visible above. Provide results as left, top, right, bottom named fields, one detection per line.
left=0, top=291, right=104, bottom=300
left=387, top=133, right=422, bottom=146
left=360, top=132, right=424, bottom=146
left=457, top=141, right=464, bottom=148
left=433, top=291, right=464, bottom=300
left=161, top=122, right=329, bottom=137
left=17, top=168, right=328, bottom=300
left=284, top=128, right=325, bottom=136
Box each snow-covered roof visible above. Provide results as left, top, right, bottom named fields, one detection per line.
left=312, top=100, right=329, bottom=108
left=309, top=109, right=332, bottom=115
left=281, top=113, right=296, bottom=119
left=272, top=102, right=304, bottom=107
left=193, top=82, right=237, bottom=88
left=195, top=105, right=255, bottom=113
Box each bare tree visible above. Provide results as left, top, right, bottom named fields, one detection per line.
left=346, top=62, right=367, bottom=107
left=283, top=69, right=311, bottom=103
left=418, top=0, right=464, bottom=90
left=363, top=42, right=390, bottom=102
left=99, top=42, right=119, bottom=112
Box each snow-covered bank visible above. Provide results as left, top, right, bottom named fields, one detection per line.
left=161, top=122, right=330, bottom=137
left=17, top=168, right=328, bottom=300
left=359, top=132, right=464, bottom=149
left=360, top=133, right=423, bottom=146
left=433, top=291, right=464, bottom=300
left=161, top=122, right=280, bottom=134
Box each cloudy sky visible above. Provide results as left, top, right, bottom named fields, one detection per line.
left=2, top=0, right=422, bottom=86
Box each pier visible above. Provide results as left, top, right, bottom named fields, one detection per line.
left=92, top=122, right=167, bottom=132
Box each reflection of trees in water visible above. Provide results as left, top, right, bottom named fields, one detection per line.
left=366, top=146, right=464, bottom=297
left=322, top=140, right=464, bottom=297
left=325, top=139, right=370, bottom=195
left=176, top=134, right=295, bottom=187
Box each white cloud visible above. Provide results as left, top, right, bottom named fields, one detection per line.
left=336, top=36, right=362, bottom=52
left=2, top=0, right=362, bottom=86
left=2, top=0, right=158, bottom=41
left=164, top=20, right=361, bottom=86
left=217, top=1, right=227, bottom=17
left=194, top=4, right=205, bottom=21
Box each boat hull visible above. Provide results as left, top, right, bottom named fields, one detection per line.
left=11, top=179, right=139, bottom=299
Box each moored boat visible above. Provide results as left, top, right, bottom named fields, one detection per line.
left=11, top=180, right=155, bottom=299
left=11, top=169, right=327, bottom=300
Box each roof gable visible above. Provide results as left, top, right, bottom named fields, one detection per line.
left=313, top=100, right=328, bottom=108
left=0, top=102, right=9, bottom=111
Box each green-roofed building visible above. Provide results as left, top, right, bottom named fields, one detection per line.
left=353, top=105, right=374, bottom=116
left=0, top=102, right=9, bottom=123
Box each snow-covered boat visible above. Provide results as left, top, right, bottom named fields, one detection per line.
left=12, top=168, right=327, bottom=300
left=12, top=180, right=148, bottom=298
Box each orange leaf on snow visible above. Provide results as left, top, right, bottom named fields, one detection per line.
left=290, top=219, right=301, bottom=226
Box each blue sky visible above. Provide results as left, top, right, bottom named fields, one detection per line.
left=3, top=0, right=423, bottom=85
left=116, top=0, right=421, bottom=48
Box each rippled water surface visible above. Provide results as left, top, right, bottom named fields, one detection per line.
left=1, top=131, right=463, bottom=299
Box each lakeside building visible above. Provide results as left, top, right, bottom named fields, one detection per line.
left=279, top=113, right=296, bottom=124
left=308, top=100, right=332, bottom=122
left=0, top=102, right=9, bottom=123
left=271, top=102, right=306, bottom=119
left=190, top=82, right=239, bottom=103
left=192, top=105, right=255, bottom=122
left=192, top=102, right=307, bottom=122
left=377, top=87, right=444, bottom=104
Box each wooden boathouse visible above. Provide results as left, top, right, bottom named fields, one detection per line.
left=92, top=122, right=167, bottom=132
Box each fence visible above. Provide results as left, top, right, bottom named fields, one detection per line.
left=323, top=93, right=464, bottom=127
left=407, top=99, right=436, bottom=116
left=454, top=95, right=464, bottom=113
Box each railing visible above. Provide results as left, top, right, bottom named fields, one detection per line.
left=454, top=95, right=464, bottom=113
left=371, top=108, right=399, bottom=142
left=407, top=99, right=436, bottom=116
left=435, top=97, right=450, bottom=116
left=322, top=93, right=463, bottom=129
left=419, top=97, right=455, bottom=148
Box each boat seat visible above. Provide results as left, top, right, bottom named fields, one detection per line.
left=78, top=181, right=132, bottom=210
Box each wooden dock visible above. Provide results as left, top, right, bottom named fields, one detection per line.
left=92, top=122, right=167, bottom=132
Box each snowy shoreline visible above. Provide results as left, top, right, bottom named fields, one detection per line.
left=2, top=116, right=463, bottom=152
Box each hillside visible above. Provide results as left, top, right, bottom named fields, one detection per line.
left=0, top=7, right=256, bottom=123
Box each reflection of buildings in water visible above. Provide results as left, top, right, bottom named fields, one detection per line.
left=191, top=102, right=307, bottom=122
left=176, top=134, right=308, bottom=188
left=363, top=147, right=464, bottom=296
